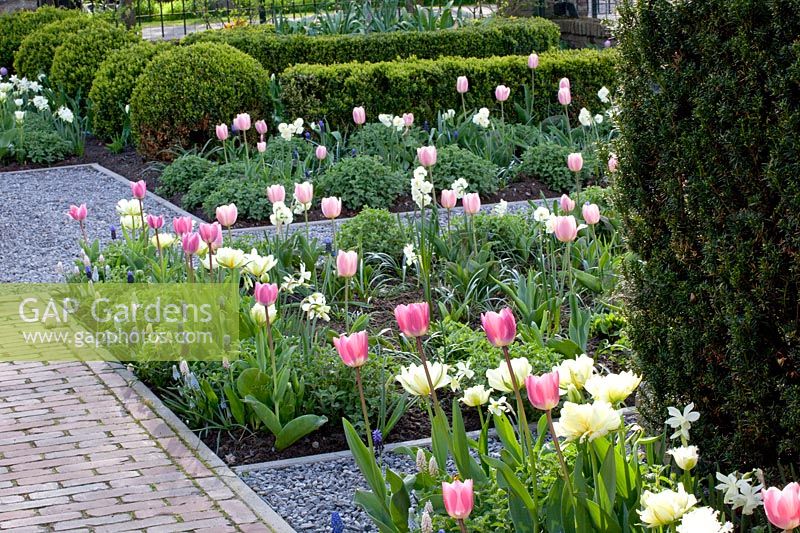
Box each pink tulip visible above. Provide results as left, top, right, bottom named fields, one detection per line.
left=528, top=53, right=539, bottom=69
left=267, top=184, right=286, bottom=204
left=67, top=204, right=87, bottom=221
left=481, top=307, right=516, bottom=347
left=336, top=250, right=358, bottom=278
left=462, top=193, right=481, bottom=215
left=216, top=123, right=229, bottom=141
left=181, top=232, right=200, bottom=255
left=559, top=77, right=570, bottom=89
left=763, top=483, right=800, bottom=531
left=255, top=119, right=268, bottom=135
left=333, top=331, right=369, bottom=368
left=315, top=145, right=328, bottom=161
left=233, top=113, right=251, bottom=132
left=525, top=371, right=560, bottom=411
left=173, top=216, right=194, bottom=236
left=567, top=152, right=583, bottom=173
left=495, top=85, right=511, bottom=102
left=146, top=214, right=164, bottom=230
left=582, top=203, right=600, bottom=225
left=559, top=194, right=576, bottom=213
left=352, top=106, right=366, bottom=125
left=130, top=180, right=147, bottom=200
left=558, top=87, right=571, bottom=106
left=440, top=189, right=457, bottom=209
left=198, top=222, right=222, bottom=244
left=394, top=302, right=430, bottom=338
left=456, top=76, right=469, bottom=94
left=254, top=282, right=279, bottom=306
left=403, top=113, right=414, bottom=127
left=294, top=182, right=313, bottom=205
left=417, top=146, right=437, bottom=167
left=608, top=155, right=618, bottom=173
left=442, top=479, right=474, bottom=521
left=321, top=196, right=341, bottom=219
left=215, top=203, right=238, bottom=228
left=553, top=215, right=578, bottom=243
left=257, top=141, right=267, bottom=153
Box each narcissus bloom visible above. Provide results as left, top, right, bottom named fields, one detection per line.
left=554, top=401, right=621, bottom=442
left=396, top=362, right=450, bottom=396
left=638, top=484, right=697, bottom=527
left=486, top=357, right=531, bottom=392
left=442, top=479, right=474, bottom=520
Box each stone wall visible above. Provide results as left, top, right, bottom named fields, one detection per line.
left=0, top=0, right=38, bottom=14
left=554, top=17, right=611, bottom=48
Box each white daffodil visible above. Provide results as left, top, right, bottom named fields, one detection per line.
left=492, top=199, right=508, bottom=216
left=486, top=358, right=531, bottom=392
left=301, top=292, right=330, bottom=321
left=733, top=477, right=763, bottom=515
left=578, top=107, right=593, bottom=127
left=598, top=86, right=610, bottom=103
left=403, top=243, right=418, bottom=267
left=270, top=201, right=293, bottom=226
left=488, top=396, right=511, bottom=416
left=715, top=472, right=740, bottom=505
left=454, top=360, right=474, bottom=381
left=451, top=178, right=469, bottom=199
left=413, top=166, right=428, bottom=180
left=32, top=95, right=48, bottom=111
left=443, top=108, right=456, bottom=120
left=378, top=114, right=393, bottom=127
left=472, top=107, right=490, bottom=128
left=56, top=106, right=74, bottom=123
left=533, top=206, right=551, bottom=222
left=665, top=403, right=700, bottom=442
left=396, top=362, right=451, bottom=396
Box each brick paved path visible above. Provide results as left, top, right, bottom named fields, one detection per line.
left=0, top=361, right=283, bottom=532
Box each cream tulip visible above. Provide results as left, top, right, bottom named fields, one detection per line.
left=486, top=357, right=531, bottom=392
left=554, top=401, right=621, bottom=442
left=396, top=362, right=450, bottom=396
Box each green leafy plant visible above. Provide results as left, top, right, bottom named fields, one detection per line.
left=157, top=154, right=216, bottom=199
left=432, top=144, right=500, bottom=196
left=317, top=155, right=406, bottom=210
left=19, top=129, right=72, bottom=163
left=336, top=207, right=407, bottom=258
left=514, top=142, right=594, bottom=192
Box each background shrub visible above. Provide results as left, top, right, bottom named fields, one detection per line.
left=316, top=155, right=405, bottom=210
left=280, top=49, right=617, bottom=129
left=336, top=207, right=407, bottom=258
left=434, top=144, right=500, bottom=195
left=130, top=42, right=271, bottom=159
left=0, top=6, right=80, bottom=72
left=13, top=16, right=98, bottom=79
left=156, top=154, right=216, bottom=198
left=514, top=142, right=594, bottom=192
left=184, top=17, right=560, bottom=75
left=89, top=41, right=172, bottom=140
left=20, top=129, right=73, bottom=164
left=616, top=0, right=800, bottom=468
left=50, top=23, right=139, bottom=98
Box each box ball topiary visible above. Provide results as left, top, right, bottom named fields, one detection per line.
left=89, top=40, right=172, bottom=141
left=13, top=16, right=100, bottom=79
left=433, top=144, right=500, bottom=196
left=615, top=0, right=800, bottom=468
left=336, top=207, right=407, bottom=259
left=50, top=23, right=139, bottom=99
left=130, top=42, right=271, bottom=160
left=316, top=155, right=406, bottom=211
left=156, top=154, right=216, bottom=199
left=0, top=6, right=81, bottom=73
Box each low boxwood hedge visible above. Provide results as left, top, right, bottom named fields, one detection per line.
left=280, top=49, right=617, bottom=128
left=13, top=16, right=101, bottom=79
left=130, top=42, right=271, bottom=159
left=90, top=41, right=173, bottom=140
left=0, top=6, right=80, bottom=73
left=184, top=17, right=560, bottom=75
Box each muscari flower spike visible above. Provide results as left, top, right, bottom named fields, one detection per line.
left=331, top=511, right=344, bottom=533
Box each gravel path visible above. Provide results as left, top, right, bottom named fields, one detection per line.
left=0, top=166, right=192, bottom=283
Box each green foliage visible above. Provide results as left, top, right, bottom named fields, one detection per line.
left=13, top=16, right=98, bottom=79
left=130, top=42, right=271, bottom=159
left=50, top=23, right=139, bottom=99
left=157, top=154, right=216, bottom=198
left=514, top=142, right=593, bottom=192
left=201, top=176, right=272, bottom=221
left=317, top=155, right=405, bottom=211
left=348, top=122, right=423, bottom=156
left=336, top=207, right=407, bottom=258
left=280, top=49, right=617, bottom=129
left=433, top=144, right=500, bottom=196
left=89, top=41, right=172, bottom=141
left=0, top=6, right=80, bottom=73
left=184, top=17, right=560, bottom=75
left=616, top=0, right=800, bottom=467
left=471, top=212, right=532, bottom=261
left=19, top=128, right=73, bottom=164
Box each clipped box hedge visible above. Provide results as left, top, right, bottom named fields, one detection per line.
left=184, top=17, right=560, bottom=74
left=13, top=16, right=101, bottom=79
left=280, top=49, right=617, bottom=127
left=0, top=6, right=80, bottom=73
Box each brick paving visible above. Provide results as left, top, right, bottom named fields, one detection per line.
left=0, top=361, right=277, bottom=532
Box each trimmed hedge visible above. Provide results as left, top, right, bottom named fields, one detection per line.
left=130, top=42, right=271, bottom=159
left=280, top=49, right=617, bottom=128
left=616, top=0, right=800, bottom=468
left=90, top=41, right=173, bottom=140
left=184, top=17, right=560, bottom=75
left=51, top=23, right=139, bottom=98
left=0, top=6, right=80, bottom=73
left=13, top=16, right=100, bottom=79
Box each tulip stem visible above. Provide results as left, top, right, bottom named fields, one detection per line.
left=546, top=409, right=572, bottom=490
left=138, top=199, right=146, bottom=240
left=458, top=519, right=468, bottom=533
left=502, top=346, right=532, bottom=462
left=460, top=93, right=466, bottom=117
left=415, top=336, right=440, bottom=413
left=355, top=366, right=374, bottom=455
left=185, top=253, right=194, bottom=283
left=79, top=221, right=88, bottom=246
left=344, top=279, right=350, bottom=331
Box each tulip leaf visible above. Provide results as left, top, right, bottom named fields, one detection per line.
left=450, top=400, right=487, bottom=482
left=275, top=414, right=327, bottom=451
left=386, top=468, right=411, bottom=532
left=343, top=418, right=387, bottom=501
left=354, top=490, right=399, bottom=533
left=546, top=337, right=583, bottom=357
left=597, top=440, right=617, bottom=513
left=223, top=384, right=245, bottom=425
left=573, top=269, right=602, bottom=293
left=581, top=499, right=621, bottom=533
left=492, top=413, right=523, bottom=466
left=243, top=395, right=282, bottom=436
left=431, top=409, right=450, bottom=472
left=236, top=368, right=270, bottom=404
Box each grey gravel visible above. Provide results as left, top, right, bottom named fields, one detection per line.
left=0, top=166, right=192, bottom=283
